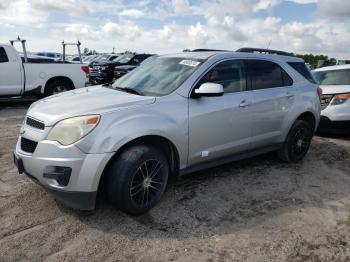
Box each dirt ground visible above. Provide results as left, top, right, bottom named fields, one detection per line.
left=1, top=102, right=350, bottom=262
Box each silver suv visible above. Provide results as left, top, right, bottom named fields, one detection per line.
left=14, top=49, right=321, bottom=215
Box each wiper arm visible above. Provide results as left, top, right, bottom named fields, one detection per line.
left=113, top=86, right=144, bottom=96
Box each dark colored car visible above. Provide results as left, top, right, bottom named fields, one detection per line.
left=113, top=55, right=157, bottom=80
left=113, top=65, right=137, bottom=80
left=89, top=53, right=153, bottom=84
left=88, top=54, right=120, bottom=68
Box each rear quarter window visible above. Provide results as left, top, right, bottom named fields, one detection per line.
left=288, top=62, right=316, bottom=84
left=0, top=47, right=9, bottom=63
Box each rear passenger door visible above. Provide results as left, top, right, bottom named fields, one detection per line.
left=246, top=59, right=295, bottom=148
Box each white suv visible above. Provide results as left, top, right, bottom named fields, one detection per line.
left=313, top=64, right=350, bottom=134
left=14, top=49, right=321, bottom=215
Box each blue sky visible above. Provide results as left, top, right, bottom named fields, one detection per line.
left=0, top=0, right=349, bottom=58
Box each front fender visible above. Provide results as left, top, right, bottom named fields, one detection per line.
left=76, top=97, right=189, bottom=169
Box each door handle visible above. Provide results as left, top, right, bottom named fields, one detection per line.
left=285, top=92, right=294, bottom=98
left=239, top=100, right=250, bottom=108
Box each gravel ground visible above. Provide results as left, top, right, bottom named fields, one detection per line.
left=1, top=102, right=350, bottom=262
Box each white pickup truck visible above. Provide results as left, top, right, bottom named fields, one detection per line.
left=0, top=41, right=89, bottom=97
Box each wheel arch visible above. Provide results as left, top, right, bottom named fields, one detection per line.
left=296, top=111, right=317, bottom=132
left=97, top=135, right=181, bottom=194
left=43, top=76, right=75, bottom=94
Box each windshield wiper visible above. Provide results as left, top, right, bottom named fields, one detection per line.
left=113, top=86, right=144, bottom=96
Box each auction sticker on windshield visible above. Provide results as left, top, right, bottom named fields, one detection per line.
left=179, top=60, right=200, bottom=67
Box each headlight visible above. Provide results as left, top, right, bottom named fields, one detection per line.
left=47, top=115, right=100, bottom=145
left=331, top=93, right=350, bottom=105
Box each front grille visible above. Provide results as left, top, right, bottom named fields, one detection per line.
left=21, top=137, right=38, bottom=154
left=26, top=117, right=45, bottom=130
left=321, top=94, right=334, bottom=110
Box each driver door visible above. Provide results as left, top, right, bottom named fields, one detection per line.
left=188, top=59, right=252, bottom=166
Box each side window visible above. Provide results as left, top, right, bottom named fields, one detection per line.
left=282, top=69, right=293, bottom=86
left=247, top=60, right=293, bottom=90
left=288, top=62, right=316, bottom=84
left=198, top=60, right=247, bottom=93
left=0, top=47, right=9, bottom=63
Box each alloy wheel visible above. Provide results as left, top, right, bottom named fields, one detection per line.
left=129, top=159, right=165, bottom=207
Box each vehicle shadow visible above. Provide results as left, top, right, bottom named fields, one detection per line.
left=60, top=136, right=350, bottom=240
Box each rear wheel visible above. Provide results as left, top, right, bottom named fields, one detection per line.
left=277, top=120, right=313, bottom=163
left=107, top=146, right=169, bottom=216
left=44, top=80, right=72, bottom=96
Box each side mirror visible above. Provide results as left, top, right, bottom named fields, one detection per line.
left=193, top=83, right=224, bottom=97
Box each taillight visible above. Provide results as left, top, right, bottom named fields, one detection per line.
left=81, top=66, right=90, bottom=75
left=317, top=86, right=323, bottom=102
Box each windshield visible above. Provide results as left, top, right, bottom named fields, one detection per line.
left=112, top=57, right=203, bottom=96
left=113, top=53, right=134, bottom=63
left=313, top=69, right=350, bottom=85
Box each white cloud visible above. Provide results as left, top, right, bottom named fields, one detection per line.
left=317, top=0, right=350, bottom=18
left=0, top=0, right=47, bottom=25
left=188, top=22, right=209, bottom=46
left=171, top=0, right=190, bottom=14
left=120, top=9, right=144, bottom=18
left=254, top=0, right=280, bottom=12
left=287, top=0, right=318, bottom=3
left=0, top=0, right=349, bottom=59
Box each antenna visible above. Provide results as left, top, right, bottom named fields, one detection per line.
left=266, top=39, right=271, bottom=50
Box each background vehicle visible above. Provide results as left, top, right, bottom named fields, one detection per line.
left=113, top=55, right=156, bottom=80
left=0, top=38, right=89, bottom=97
left=313, top=64, right=350, bottom=133
left=88, top=54, right=120, bottom=68
left=35, top=52, right=62, bottom=60
left=14, top=48, right=321, bottom=215
left=90, top=53, right=153, bottom=84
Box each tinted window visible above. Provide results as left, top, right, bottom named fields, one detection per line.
left=199, top=60, right=246, bottom=93
left=282, top=69, right=293, bottom=86
left=288, top=62, right=316, bottom=83
left=248, top=60, right=292, bottom=90
left=313, top=69, right=350, bottom=85
left=0, top=47, right=9, bottom=63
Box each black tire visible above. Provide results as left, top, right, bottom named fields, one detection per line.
left=107, top=145, right=169, bottom=216
left=277, top=120, right=313, bottom=163
left=44, top=80, right=72, bottom=96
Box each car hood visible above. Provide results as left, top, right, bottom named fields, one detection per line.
left=320, top=85, right=350, bottom=95
left=27, top=85, right=156, bottom=126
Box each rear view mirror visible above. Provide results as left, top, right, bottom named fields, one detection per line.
left=193, top=83, right=224, bottom=97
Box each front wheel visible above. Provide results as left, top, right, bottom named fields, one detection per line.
left=277, top=120, right=313, bottom=163
left=107, top=146, right=169, bottom=216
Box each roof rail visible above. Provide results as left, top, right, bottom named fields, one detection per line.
left=236, top=47, right=295, bottom=57
left=191, top=49, right=231, bottom=52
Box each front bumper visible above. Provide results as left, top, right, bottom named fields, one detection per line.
left=14, top=137, right=113, bottom=210
left=318, top=116, right=350, bottom=134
